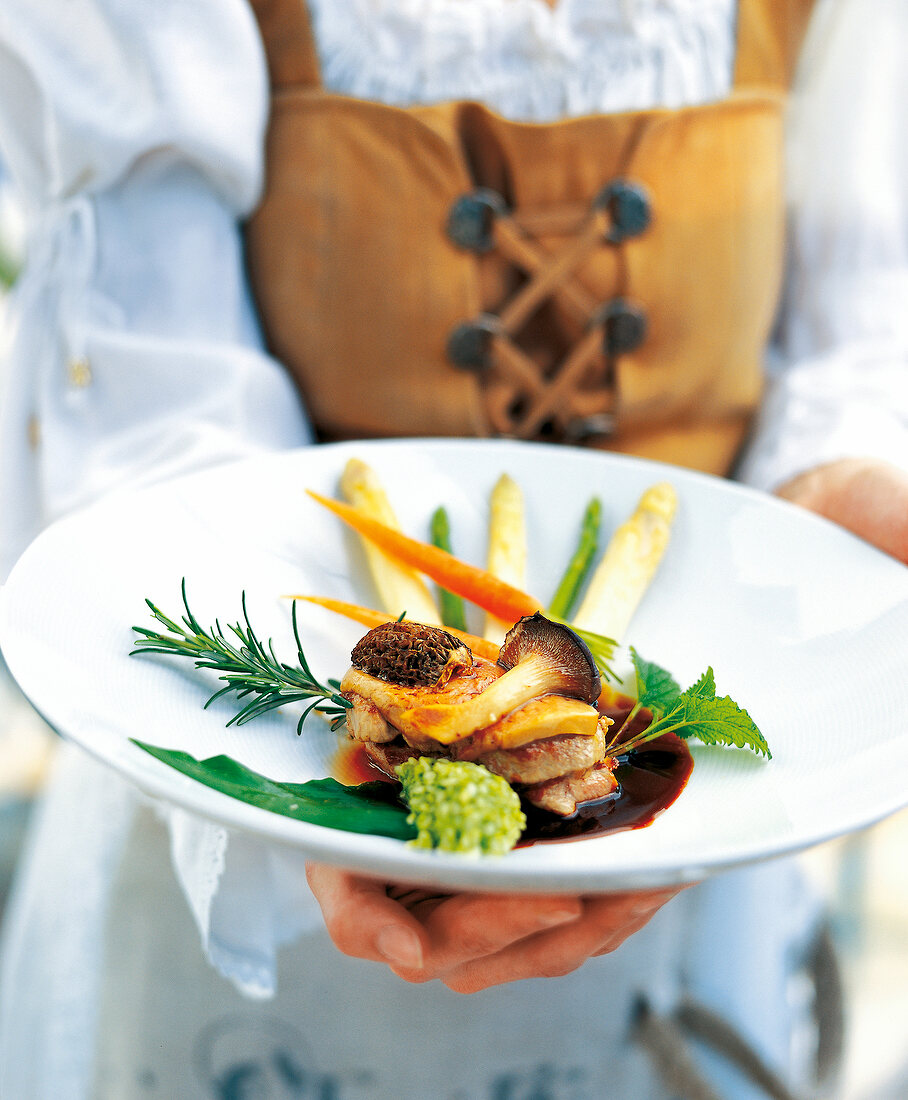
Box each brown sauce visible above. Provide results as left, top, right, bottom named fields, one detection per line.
left=518, top=731, right=692, bottom=845
left=333, top=739, right=390, bottom=787
left=332, top=725, right=693, bottom=847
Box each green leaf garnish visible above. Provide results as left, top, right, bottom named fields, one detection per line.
left=609, top=652, right=770, bottom=759
left=659, top=688, right=769, bottom=755
left=632, top=647, right=682, bottom=713
left=685, top=666, right=717, bottom=701
left=132, top=741, right=416, bottom=839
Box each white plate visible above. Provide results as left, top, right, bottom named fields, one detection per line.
left=2, top=439, right=907, bottom=893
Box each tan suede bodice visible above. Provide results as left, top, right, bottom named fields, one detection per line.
left=246, top=0, right=814, bottom=474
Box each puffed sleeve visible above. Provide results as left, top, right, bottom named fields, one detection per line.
left=738, top=0, right=908, bottom=489
left=0, top=0, right=320, bottom=1009
left=0, top=0, right=312, bottom=578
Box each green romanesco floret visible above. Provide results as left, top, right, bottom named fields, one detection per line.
left=395, top=757, right=527, bottom=856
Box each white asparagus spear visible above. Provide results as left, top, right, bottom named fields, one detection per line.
left=571, top=482, right=677, bottom=642
left=339, top=458, right=441, bottom=625
left=484, top=473, right=527, bottom=643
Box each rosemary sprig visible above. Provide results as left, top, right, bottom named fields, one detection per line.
left=131, top=580, right=351, bottom=734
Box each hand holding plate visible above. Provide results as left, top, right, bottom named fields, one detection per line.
left=305, top=862, right=681, bottom=993
left=778, top=457, right=908, bottom=565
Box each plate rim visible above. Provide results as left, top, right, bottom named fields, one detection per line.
left=2, top=437, right=907, bottom=893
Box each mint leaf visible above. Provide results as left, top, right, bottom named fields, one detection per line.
left=644, top=667, right=771, bottom=759
left=685, top=666, right=716, bottom=702
left=131, top=740, right=417, bottom=839
left=672, top=689, right=770, bottom=758
left=630, top=648, right=682, bottom=716
left=614, top=663, right=770, bottom=759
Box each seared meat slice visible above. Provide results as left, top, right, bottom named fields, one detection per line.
left=345, top=615, right=603, bottom=749
left=363, top=735, right=619, bottom=818
left=523, top=761, right=618, bottom=816
left=342, top=660, right=613, bottom=815
left=340, top=661, right=502, bottom=749
left=341, top=619, right=618, bottom=817
left=461, top=725, right=607, bottom=786
left=346, top=695, right=397, bottom=743
left=361, top=739, right=446, bottom=778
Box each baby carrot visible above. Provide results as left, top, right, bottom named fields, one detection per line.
left=290, top=594, right=501, bottom=661
left=285, top=594, right=392, bottom=632
left=306, top=490, right=542, bottom=624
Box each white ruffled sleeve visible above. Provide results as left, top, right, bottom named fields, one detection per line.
left=0, top=0, right=319, bottom=1005
left=738, top=0, right=908, bottom=489
left=0, top=0, right=312, bottom=574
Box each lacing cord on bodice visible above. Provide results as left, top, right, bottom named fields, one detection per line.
left=445, top=179, right=651, bottom=442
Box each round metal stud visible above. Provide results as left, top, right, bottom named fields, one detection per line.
left=595, top=179, right=652, bottom=243
left=594, top=298, right=648, bottom=356
left=446, top=189, right=509, bottom=253
left=446, top=314, right=501, bottom=372
left=563, top=413, right=618, bottom=443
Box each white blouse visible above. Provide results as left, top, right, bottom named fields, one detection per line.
left=0, top=0, right=905, bottom=579
left=311, top=0, right=737, bottom=119
left=0, top=0, right=906, bottom=1095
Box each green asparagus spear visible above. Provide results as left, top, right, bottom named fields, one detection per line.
left=429, top=506, right=469, bottom=632
left=547, top=497, right=601, bottom=620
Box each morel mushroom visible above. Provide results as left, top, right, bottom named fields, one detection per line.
left=350, top=620, right=473, bottom=688
left=398, top=613, right=601, bottom=745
